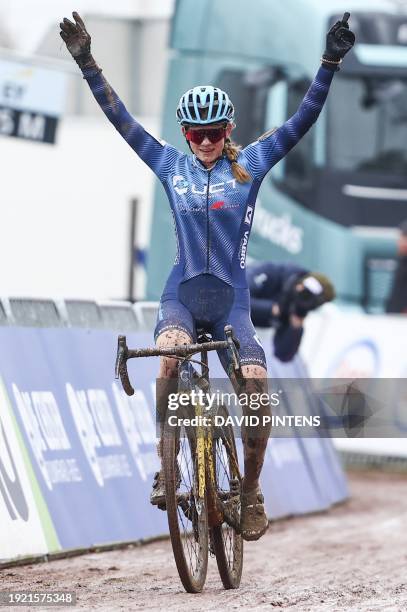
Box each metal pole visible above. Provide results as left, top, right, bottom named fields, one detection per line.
left=128, top=198, right=138, bottom=302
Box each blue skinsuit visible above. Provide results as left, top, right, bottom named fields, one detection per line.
left=82, top=64, right=335, bottom=372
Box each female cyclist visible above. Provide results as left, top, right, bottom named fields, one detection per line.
left=60, top=11, right=354, bottom=541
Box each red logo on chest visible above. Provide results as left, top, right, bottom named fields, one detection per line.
left=210, top=201, right=225, bottom=210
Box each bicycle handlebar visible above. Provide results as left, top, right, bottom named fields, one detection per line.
left=115, top=325, right=241, bottom=397
left=115, top=335, right=134, bottom=396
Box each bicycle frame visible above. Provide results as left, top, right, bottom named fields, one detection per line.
left=177, top=356, right=241, bottom=532
left=115, top=324, right=244, bottom=591
left=116, top=325, right=242, bottom=528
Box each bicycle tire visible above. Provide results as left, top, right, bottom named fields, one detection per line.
left=211, top=406, right=243, bottom=589
left=162, top=414, right=208, bottom=593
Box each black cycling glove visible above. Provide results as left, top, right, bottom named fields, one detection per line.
left=322, top=12, right=355, bottom=70
left=60, top=12, right=99, bottom=72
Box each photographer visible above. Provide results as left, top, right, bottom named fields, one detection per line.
left=248, top=261, right=335, bottom=362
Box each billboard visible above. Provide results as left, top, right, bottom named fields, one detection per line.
left=0, top=58, right=67, bottom=144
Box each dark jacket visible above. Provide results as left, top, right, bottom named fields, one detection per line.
left=386, top=256, right=407, bottom=314
left=247, top=261, right=308, bottom=362
left=247, top=262, right=307, bottom=327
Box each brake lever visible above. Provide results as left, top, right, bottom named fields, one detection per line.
left=224, top=324, right=240, bottom=349
left=224, top=325, right=241, bottom=372
left=115, top=335, right=134, bottom=396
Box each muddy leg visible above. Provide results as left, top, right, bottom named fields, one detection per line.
left=150, top=329, right=192, bottom=507
left=155, top=329, right=192, bottom=458
left=236, top=365, right=271, bottom=494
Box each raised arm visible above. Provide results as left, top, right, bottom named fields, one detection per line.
left=59, top=12, right=180, bottom=181
left=244, top=12, right=355, bottom=179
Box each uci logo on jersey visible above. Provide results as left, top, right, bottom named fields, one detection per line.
left=172, top=174, right=238, bottom=197
left=173, top=175, right=189, bottom=195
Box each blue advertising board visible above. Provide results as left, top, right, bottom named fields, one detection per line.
left=0, top=325, right=347, bottom=561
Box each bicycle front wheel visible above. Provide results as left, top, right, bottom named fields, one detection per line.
left=162, top=417, right=208, bottom=593
left=211, top=407, right=243, bottom=589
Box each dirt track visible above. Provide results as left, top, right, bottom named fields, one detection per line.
left=1, top=471, right=407, bottom=611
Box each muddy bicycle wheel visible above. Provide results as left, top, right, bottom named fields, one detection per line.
left=211, top=408, right=243, bottom=589
left=162, top=416, right=208, bottom=593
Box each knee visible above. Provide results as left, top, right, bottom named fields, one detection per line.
left=156, top=329, right=192, bottom=378
left=233, top=365, right=268, bottom=395
left=242, top=365, right=267, bottom=378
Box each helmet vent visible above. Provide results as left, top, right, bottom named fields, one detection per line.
left=176, top=85, right=234, bottom=125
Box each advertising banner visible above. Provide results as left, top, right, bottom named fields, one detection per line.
left=0, top=328, right=167, bottom=553
left=0, top=377, right=56, bottom=562
left=0, top=58, right=67, bottom=144
left=301, top=309, right=407, bottom=457
left=0, top=325, right=347, bottom=562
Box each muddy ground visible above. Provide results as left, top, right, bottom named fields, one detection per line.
left=1, top=470, right=406, bottom=611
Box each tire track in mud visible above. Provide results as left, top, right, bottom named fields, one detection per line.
left=1, top=471, right=407, bottom=611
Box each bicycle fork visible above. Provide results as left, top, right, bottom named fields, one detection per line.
left=194, top=403, right=224, bottom=526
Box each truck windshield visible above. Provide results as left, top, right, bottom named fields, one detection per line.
left=327, top=76, right=407, bottom=175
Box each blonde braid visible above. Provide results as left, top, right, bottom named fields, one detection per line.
left=223, top=138, right=251, bottom=183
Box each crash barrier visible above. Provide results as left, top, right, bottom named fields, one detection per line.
left=300, top=306, right=407, bottom=461
left=0, top=298, right=347, bottom=564
left=339, top=452, right=407, bottom=472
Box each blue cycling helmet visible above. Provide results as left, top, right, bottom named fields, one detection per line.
left=176, top=85, right=235, bottom=125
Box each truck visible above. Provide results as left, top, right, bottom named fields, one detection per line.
left=146, top=0, right=407, bottom=310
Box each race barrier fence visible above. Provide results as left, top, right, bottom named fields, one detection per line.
left=301, top=305, right=407, bottom=462
left=0, top=299, right=348, bottom=564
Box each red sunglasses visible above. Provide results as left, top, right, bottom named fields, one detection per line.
left=185, top=126, right=226, bottom=145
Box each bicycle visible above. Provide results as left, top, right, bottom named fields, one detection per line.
left=115, top=325, right=244, bottom=593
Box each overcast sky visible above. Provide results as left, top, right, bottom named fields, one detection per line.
left=0, top=0, right=174, bottom=53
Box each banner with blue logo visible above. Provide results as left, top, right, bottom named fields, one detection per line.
left=0, top=326, right=347, bottom=562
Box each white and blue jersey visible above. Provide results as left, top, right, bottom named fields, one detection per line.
left=82, top=64, right=335, bottom=371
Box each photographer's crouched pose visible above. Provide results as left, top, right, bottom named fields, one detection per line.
left=248, top=262, right=335, bottom=362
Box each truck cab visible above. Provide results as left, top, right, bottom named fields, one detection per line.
left=146, top=0, right=407, bottom=309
